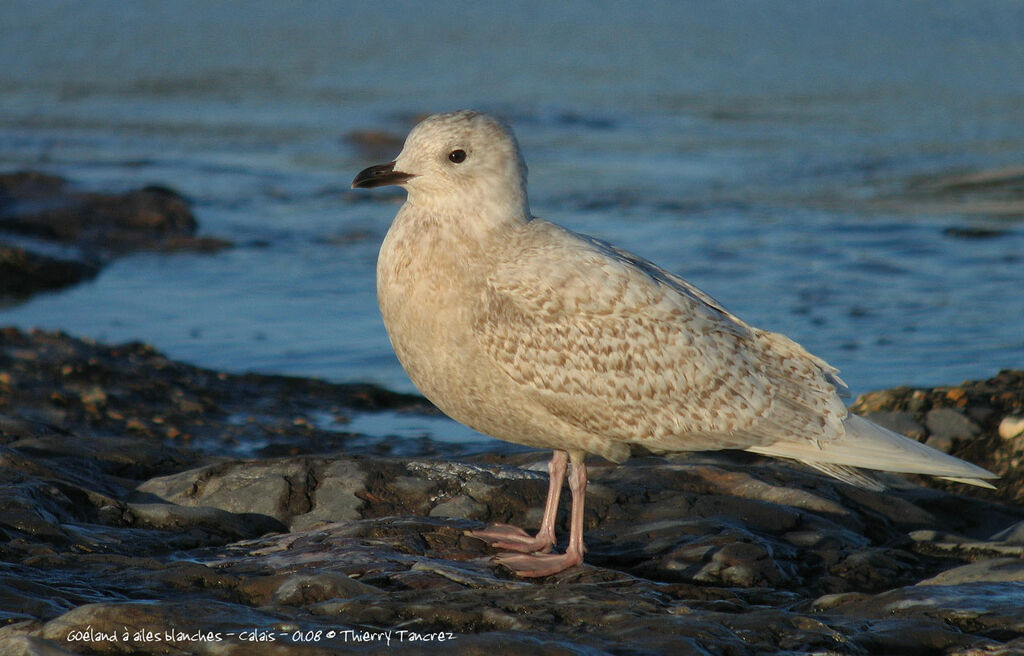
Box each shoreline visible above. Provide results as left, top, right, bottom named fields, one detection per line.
left=0, top=327, right=1022, bottom=653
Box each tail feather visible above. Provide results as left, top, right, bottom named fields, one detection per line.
left=804, top=461, right=887, bottom=491
left=746, top=413, right=997, bottom=489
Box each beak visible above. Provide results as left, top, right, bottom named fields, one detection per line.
left=351, top=162, right=414, bottom=189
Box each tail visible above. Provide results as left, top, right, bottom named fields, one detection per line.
left=746, top=413, right=997, bottom=490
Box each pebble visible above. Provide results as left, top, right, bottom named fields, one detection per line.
left=924, top=407, right=981, bottom=450
left=999, top=415, right=1024, bottom=439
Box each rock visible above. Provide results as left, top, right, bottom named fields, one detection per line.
left=1, top=328, right=1023, bottom=653
left=289, top=459, right=367, bottom=531
left=862, top=410, right=926, bottom=440
left=0, top=327, right=439, bottom=463
left=692, top=538, right=789, bottom=587
left=0, top=241, right=99, bottom=298
left=0, top=173, right=195, bottom=251
left=925, top=407, right=982, bottom=451
left=943, top=226, right=1012, bottom=239
left=235, top=570, right=382, bottom=607
left=890, top=165, right=1024, bottom=217
left=851, top=388, right=906, bottom=414
left=38, top=600, right=296, bottom=654
left=0, top=172, right=230, bottom=300
left=0, top=635, right=79, bottom=656
left=429, top=494, right=488, bottom=520
left=991, top=521, right=1024, bottom=544
left=137, top=459, right=312, bottom=524
left=1000, top=416, right=1024, bottom=439
left=126, top=502, right=284, bottom=540
left=917, top=557, right=1024, bottom=585
left=851, top=369, right=1024, bottom=500
left=824, top=581, right=1024, bottom=638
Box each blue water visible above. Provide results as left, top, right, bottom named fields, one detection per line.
left=1, top=1, right=1022, bottom=424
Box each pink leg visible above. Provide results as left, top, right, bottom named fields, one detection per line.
left=466, top=450, right=567, bottom=553
left=492, top=452, right=587, bottom=577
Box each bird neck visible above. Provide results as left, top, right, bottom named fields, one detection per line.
left=403, top=189, right=529, bottom=247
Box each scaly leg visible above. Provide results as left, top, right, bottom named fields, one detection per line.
left=466, top=450, right=567, bottom=553
left=493, top=451, right=587, bottom=577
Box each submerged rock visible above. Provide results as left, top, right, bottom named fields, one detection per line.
left=0, top=328, right=1022, bottom=654
left=0, top=172, right=195, bottom=251
left=0, top=171, right=231, bottom=299
left=0, top=240, right=100, bottom=299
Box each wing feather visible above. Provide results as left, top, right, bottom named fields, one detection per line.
left=474, top=220, right=848, bottom=452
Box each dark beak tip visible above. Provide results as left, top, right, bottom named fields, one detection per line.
left=352, top=162, right=413, bottom=189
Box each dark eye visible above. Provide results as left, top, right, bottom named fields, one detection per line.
left=448, top=149, right=467, bottom=163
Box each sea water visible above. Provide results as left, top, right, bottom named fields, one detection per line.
left=1, top=2, right=1022, bottom=445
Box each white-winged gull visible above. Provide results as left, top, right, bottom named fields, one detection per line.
left=352, top=110, right=997, bottom=577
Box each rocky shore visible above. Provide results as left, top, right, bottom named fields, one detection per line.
left=0, top=327, right=1020, bottom=655
left=0, top=171, right=229, bottom=300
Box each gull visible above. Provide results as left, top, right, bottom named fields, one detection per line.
left=352, top=110, right=997, bottom=577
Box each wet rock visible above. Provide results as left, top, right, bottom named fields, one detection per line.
left=0, top=635, right=79, bottom=656
left=991, top=520, right=1024, bottom=544
left=0, top=327, right=438, bottom=462
left=429, top=494, right=488, bottom=520
left=38, top=600, right=298, bottom=654
left=0, top=172, right=194, bottom=250
left=824, top=581, right=1024, bottom=641
left=917, top=557, right=1024, bottom=586
left=0, top=171, right=230, bottom=300
left=1, top=328, right=1023, bottom=653
left=126, top=502, right=284, bottom=540
left=239, top=570, right=383, bottom=606
left=911, top=165, right=1024, bottom=197
left=0, top=241, right=100, bottom=298
left=926, top=407, right=982, bottom=450
left=138, top=459, right=312, bottom=524
left=290, top=459, right=368, bottom=531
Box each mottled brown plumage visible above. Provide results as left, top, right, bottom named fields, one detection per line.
left=353, top=110, right=996, bottom=577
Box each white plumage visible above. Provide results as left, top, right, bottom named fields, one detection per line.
left=353, top=110, right=996, bottom=576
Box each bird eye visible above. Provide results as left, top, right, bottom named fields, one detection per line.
left=448, top=149, right=467, bottom=163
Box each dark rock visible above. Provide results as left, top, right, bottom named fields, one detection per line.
left=38, top=600, right=298, bottom=653
left=917, top=557, right=1024, bottom=585
left=126, top=502, right=285, bottom=540
left=0, top=241, right=100, bottom=298
left=863, top=410, right=926, bottom=440
left=0, top=173, right=195, bottom=251
left=910, top=165, right=1024, bottom=197
left=850, top=387, right=907, bottom=413
left=0, top=635, right=79, bottom=656
left=244, top=570, right=382, bottom=606
left=137, top=459, right=314, bottom=525
left=825, top=582, right=1024, bottom=641
left=0, top=171, right=231, bottom=300
left=0, top=328, right=1023, bottom=654
left=926, top=407, right=982, bottom=451
left=851, top=369, right=1024, bottom=500
left=991, top=520, right=1024, bottom=544
left=943, top=226, right=1012, bottom=239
